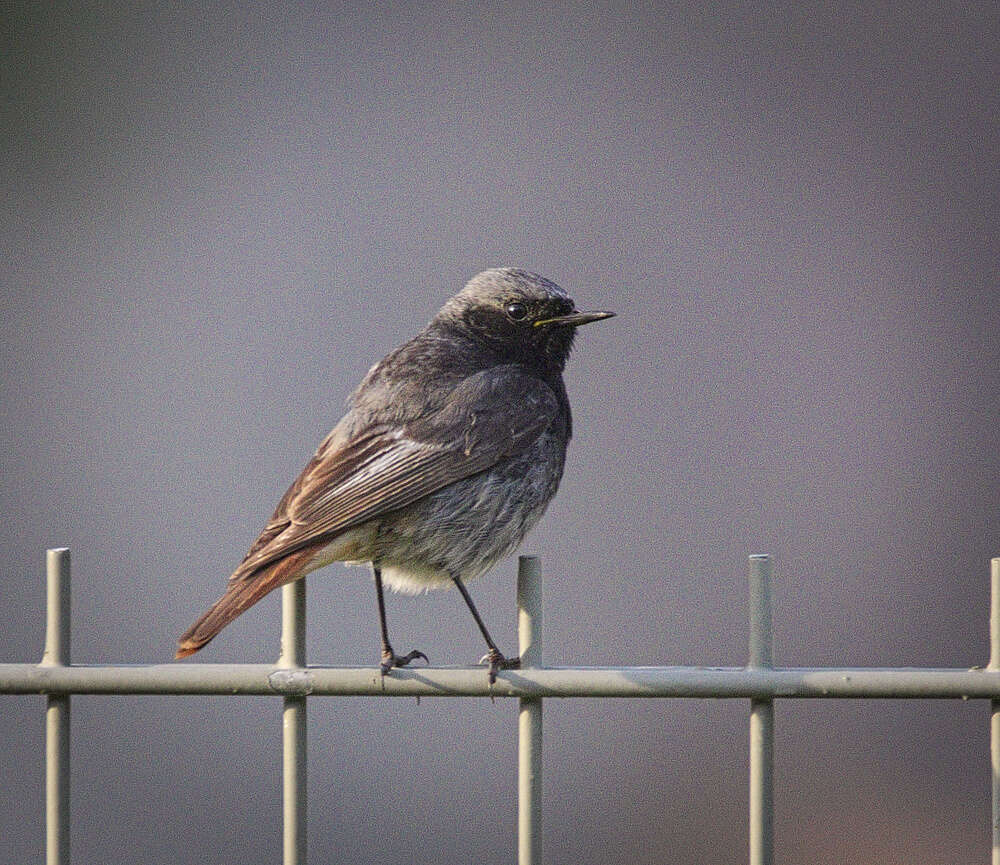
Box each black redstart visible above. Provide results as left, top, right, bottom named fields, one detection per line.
left=176, top=267, right=613, bottom=681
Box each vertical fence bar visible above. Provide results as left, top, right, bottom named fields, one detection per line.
left=990, top=558, right=1000, bottom=865
left=748, top=554, right=774, bottom=865
left=42, top=548, right=71, bottom=865
left=518, top=556, right=542, bottom=865
left=279, top=580, right=307, bottom=865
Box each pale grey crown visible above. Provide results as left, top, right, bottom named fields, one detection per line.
left=444, top=267, right=571, bottom=315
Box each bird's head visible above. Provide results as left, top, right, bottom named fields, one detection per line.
left=439, top=268, right=614, bottom=372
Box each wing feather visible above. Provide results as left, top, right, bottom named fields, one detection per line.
left=230, top=366, right=560, bottom=581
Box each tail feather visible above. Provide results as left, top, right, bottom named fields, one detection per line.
left=175, top=547, right=316, bottom=659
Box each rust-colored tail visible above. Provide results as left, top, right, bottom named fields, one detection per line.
left=175, top=547, right=315, bottom=659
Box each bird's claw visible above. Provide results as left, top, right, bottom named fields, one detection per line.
left=479, top=648, right=520, bottom=684
left=380, top=648, right=429, bottom=675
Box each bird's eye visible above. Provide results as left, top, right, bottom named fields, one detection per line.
left=505, top=301, right=528, bottom=321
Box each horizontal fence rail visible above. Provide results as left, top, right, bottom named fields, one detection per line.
left=5, top=663, right=1000, bottom=699
left=2, top=551, right=999, bottom=865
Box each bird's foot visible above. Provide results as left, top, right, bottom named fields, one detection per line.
left=479, top=648, right=520, bottom=685
left=380, top=647, right=429, bottom=675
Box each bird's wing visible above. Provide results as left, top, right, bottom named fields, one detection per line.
left=230, top=365, right=561, bottom=582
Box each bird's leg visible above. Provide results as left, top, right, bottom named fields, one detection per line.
left=452, top=575, right=520, bottom=684
left=373, top=562, right=428, bottom=674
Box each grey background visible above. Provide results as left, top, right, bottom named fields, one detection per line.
left=2, top=2, right=998, bottom=862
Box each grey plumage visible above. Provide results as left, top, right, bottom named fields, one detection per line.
left=176, top=267, right=613, bottom=679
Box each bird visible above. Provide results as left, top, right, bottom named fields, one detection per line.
left=175, top=267, right=614, bottom=682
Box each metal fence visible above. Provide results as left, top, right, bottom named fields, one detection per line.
left=2, top=549, right=1000, bottom=865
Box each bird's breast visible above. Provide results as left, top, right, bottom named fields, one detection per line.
left=374, top=428, right=567, bottom=593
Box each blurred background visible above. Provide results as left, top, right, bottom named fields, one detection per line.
left=2, top=2, right=998, bottom=862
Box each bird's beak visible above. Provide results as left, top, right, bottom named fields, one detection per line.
left=533, top=310, right=616, bottom=328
